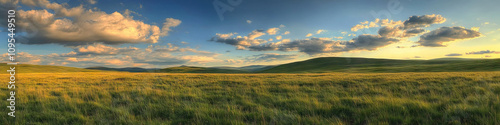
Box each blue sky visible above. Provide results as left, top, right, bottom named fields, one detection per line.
left=0, top=0, right=499, bottom=68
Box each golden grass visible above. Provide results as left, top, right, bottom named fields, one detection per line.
left=1, top=72, right=500, bottom=124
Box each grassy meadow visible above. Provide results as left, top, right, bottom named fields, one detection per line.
left=1, top=72, right=500, bottom=124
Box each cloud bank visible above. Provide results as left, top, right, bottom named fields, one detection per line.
left=1, top=0, right=181, bottom=46
left=2, top=43, right=220, bottom=68
left=210, top=14, right=480, bottom=56
left=466, top=50, right=499, bottom=55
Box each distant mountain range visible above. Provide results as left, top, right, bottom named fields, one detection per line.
left=84, top=65, right=274, bottom=73
left=2, top=57, right=499, bottom=74
left=86, top=66, right=158, bottom=72
left=210, top=65, right=276, bottom=72
left=154, top=66, right=248, bottom=73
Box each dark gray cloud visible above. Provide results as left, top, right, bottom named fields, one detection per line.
left=378, top=26, right=403, bottom=37
left=345, top=35, right=399, bottom=51
left=403, top=14, right=446, bottom=29
left=378, top=26, right=426, bottom=38
left=248, top=43, right=280, bottom=51
left=418, top=27, right=481, bottom=47
left=376, top=15, right=441, bottom=38
left=445, top=53, right=463, bottom=56
left=247, top=38, right=345, bottom=55
left=210, top=31, right=267, bottom=49
left=466, top=50, right=499, bottom=55
left=210, top=37, right=247, bottom=46
left=352, top=14, right=444, bottom=34
left=0, top=0, right=17, bottom=27
left=282, top=38, right=344, bottom=55
left=212, top=14, right=461, bottom=56
left=404, top=28, right=426, bottom=37
left=375, top=15, right=441, bottom=38
left=247, top=35, right=399, bottom=55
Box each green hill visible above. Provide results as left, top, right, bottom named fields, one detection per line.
left=155, top=66, right=248, bottom=73
left=0, top=63, right=102, bottom=73
left=259, top=57, right=500, bottom=73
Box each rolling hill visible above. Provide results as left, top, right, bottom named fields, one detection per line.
left=259, top=57, right=500, bottom=73
left=0, top=63, right=101, bottom=73
left=5, top=57, right=500, bottom=73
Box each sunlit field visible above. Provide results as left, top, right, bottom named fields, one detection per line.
left=1, top=72, right=500, bottom=124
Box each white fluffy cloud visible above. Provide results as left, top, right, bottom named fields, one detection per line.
left=248, top=30, right=267, bottom=40
left=351, top=19, right=403, bottom=32
left=276, top=36, right=282, bottom=40
left=282, top=31, right=290, bottom=35
left=351, top=14, right=445, bottom=33
left=266, top=27, right=280, bottom=35
left=74, top=44, right=139, bottom=55
left=316, top=29, right=326, bottom=34
left=1, top=0, right=180, bottom=46
left=160, top=18, right=182, bottom=36
left=88, top=0, right=97, bottom=4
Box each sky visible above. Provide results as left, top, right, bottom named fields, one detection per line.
left=0, top=0, right=499, bottom=68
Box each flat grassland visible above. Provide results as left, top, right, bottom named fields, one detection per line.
left=1, top=72, right=500, bottom=124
